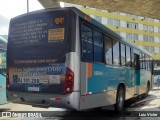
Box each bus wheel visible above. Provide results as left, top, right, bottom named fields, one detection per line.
left=145, top=82, right=150, bottom=96
left=115, top=86, right=125, bottom=112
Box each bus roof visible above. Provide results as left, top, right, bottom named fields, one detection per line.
left=10, top=7, right=153, bottom=58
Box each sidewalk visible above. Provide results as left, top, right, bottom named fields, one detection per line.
left=126, top=87, right=160, bottom=111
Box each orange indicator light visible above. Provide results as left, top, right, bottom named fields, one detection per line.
left=85, top=16, right=91, bottom=22
left=54, top=17, right=64, bottom=24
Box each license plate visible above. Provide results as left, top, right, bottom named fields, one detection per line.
left=16, top=78, right=40, bottom=84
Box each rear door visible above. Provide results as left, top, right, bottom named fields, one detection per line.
left=134, top=53, right=140, bottom=95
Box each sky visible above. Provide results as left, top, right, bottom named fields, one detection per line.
left=0, top=0, right=44, bottom=35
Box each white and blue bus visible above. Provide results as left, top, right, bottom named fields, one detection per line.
left=0, top=36, right=7, bottom=105
left=7, top=7, right=154, bottom=111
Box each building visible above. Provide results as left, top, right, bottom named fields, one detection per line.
left=63, top=2, right=160, bottom=60
left=0, top=35, right=7, bottom=44
left=0, top=35, right=8, bottom=41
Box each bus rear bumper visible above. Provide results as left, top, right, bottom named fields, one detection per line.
left=7, top=91, right=80, bottom=110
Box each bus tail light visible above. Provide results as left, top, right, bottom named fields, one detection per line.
left=63, top=67, right=74, bottom=94
left=6, top=68, right=10, bottom=88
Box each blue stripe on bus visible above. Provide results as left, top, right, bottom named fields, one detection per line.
left=87, top=63, right=150, bottom=94
left=87, top=63, right=133, bottom=93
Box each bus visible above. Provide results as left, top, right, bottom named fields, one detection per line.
left=7, top=7, right=154, bottom=111
left=0, top=36, right=7, bottom=105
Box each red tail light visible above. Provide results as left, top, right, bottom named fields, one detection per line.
left=6, top=68, right=10, bottom=88
left=63, top=67, right=74, bottom=94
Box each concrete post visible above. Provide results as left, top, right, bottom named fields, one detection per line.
left=38, top=0, right=60, bottom=8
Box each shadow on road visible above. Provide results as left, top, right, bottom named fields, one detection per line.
left=42, top=109, right=140, bottom=120
left=0, top=108, right=11, bottom=112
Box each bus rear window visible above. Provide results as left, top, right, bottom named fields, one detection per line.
left=8, top=10, right=76, bottom=67
left=9, top=11, right=69, bottom=45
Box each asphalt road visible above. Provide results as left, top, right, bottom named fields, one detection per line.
left=0, top=88, right=160, bottom=120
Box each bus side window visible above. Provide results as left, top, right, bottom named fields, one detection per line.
left=121, top=43, right=126, bottom=66
left=113, top=40, right=120, bottom=66
left=148, top=56, right=151, bottom=70
left=150, top=57, right=153, bottom=72
left=143, top=54, right=146, bottom=69
left=93, top=30, right=103, bottom=62
left=81, top=24, right=93, bottom=62
left=145, top=55, right=148, bottom=70
left=140, top=53, right=143, bottom=69
left=104, top=36, right=112, bottom=65
left=149, top=57, right=151, bottom=71
left=126, top=46, right=131, bottom=67
left=147, top=56, right=149, bottom=70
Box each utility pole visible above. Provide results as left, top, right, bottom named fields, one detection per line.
left=27, top=0, right=29, bottom=13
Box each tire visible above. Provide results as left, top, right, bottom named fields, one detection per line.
left=115, top=86, right=125, bottom=112
left=145, top=83, right=150, bottom=96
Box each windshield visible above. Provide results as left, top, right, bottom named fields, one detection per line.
left=0, top=51, right=6, bottom=76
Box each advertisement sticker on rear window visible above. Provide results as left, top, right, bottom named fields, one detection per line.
left=48, top=28, right=65, bottom=42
